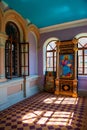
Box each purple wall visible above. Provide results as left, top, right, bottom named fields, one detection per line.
left=78, top=77, right=87, bottom=90
left=29, top=32, right=37, bottom=75
left=39, top=25, right=87, bottom=44
left=38, top=25, right=87, bottom=90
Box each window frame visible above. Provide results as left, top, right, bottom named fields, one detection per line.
left=46, top=41, right=57, bottom=72
left=5, top=22, right=29, bottom=79
left=78, top=38, right=87, bottom=75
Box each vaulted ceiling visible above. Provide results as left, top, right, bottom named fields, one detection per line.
left=3, top=0, right=87, bottom=28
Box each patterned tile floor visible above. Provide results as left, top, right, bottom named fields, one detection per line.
left=0, top=92, right=87, bottom=130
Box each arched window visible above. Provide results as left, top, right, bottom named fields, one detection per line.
left=46, top=41, right=56, bottom=72
left=5, top=22, right=29, bottom=79
left=78, top=37, right=87, bottom=75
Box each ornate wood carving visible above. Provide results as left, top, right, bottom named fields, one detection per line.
left=55, top=40, right=78, bottom=97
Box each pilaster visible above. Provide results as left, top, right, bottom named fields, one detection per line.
left=0, top=33, right=8, bottom=82
left=55, top=41, right=60, bottom=95
left=72, top=38, right=78, bottom=97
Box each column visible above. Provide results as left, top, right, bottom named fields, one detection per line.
left=0, top=33, right=8, bottom=82
left=55, top=40, right=60, bottom=95
left=72, top=38, right=78, bottom=97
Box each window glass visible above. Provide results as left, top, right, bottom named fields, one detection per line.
left=78, top=56, right=83, bottom=67
left=84, top=56, right=87, bottom=67
left=78, top=50, right=82, bottom=55
left=78, top=67, right=83, bottom=74
left=84, top=68, right=87, bottom=74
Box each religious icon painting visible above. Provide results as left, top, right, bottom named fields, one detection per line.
left=59, top=54, right=74, bottom=79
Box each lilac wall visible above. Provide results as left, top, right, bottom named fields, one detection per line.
left=40, top=25, right=87, bottom=44
left=78, top=77, right=87, bottom=90
left=29, top=32, right=37, bottom=75
left=38, top=25, right=87, bottom=90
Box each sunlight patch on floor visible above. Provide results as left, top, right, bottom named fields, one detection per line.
left=43, top=97, right=56, bottom=104
left=44, top=97, right=78, bottom=104
left=22, top=110, right=43, bottom=124
left=22, top=96, right=79, bottom=126
left=22, top=110, right=74, bottom=126
left=61, top=98, right=78, bottom=104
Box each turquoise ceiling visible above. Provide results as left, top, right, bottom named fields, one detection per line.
left=3, top=0, right=87, bottom=28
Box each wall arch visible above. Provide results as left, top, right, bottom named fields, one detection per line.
left=74, top=32, right=87, bottom=91
left=28, top=24, right=40, bottom=75
left=0, top=8, right=3, bottom=32
left=28, top=31, right=38, bottom=75
left=3, top=10, right=28, bottom=42
left=74, top=33, right=87, bottom=40
left=43, top=37, right=59, bottom=74
left=28, top=24, right=40, bottom=44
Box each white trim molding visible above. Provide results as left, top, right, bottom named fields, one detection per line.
left=39, top=19, right=87, bottom=34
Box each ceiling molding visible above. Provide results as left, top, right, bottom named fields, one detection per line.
left=39, top=19, right=87, bottom=34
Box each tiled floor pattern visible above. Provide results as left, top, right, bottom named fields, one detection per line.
left=0, top=92, right=87, bottom=130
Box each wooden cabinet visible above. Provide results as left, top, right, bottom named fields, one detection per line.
left=44, top=39, right=78, bottom=97
left=55, top=40, right=78, bottom=97
left=44, top=71, right=56, bottom=93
